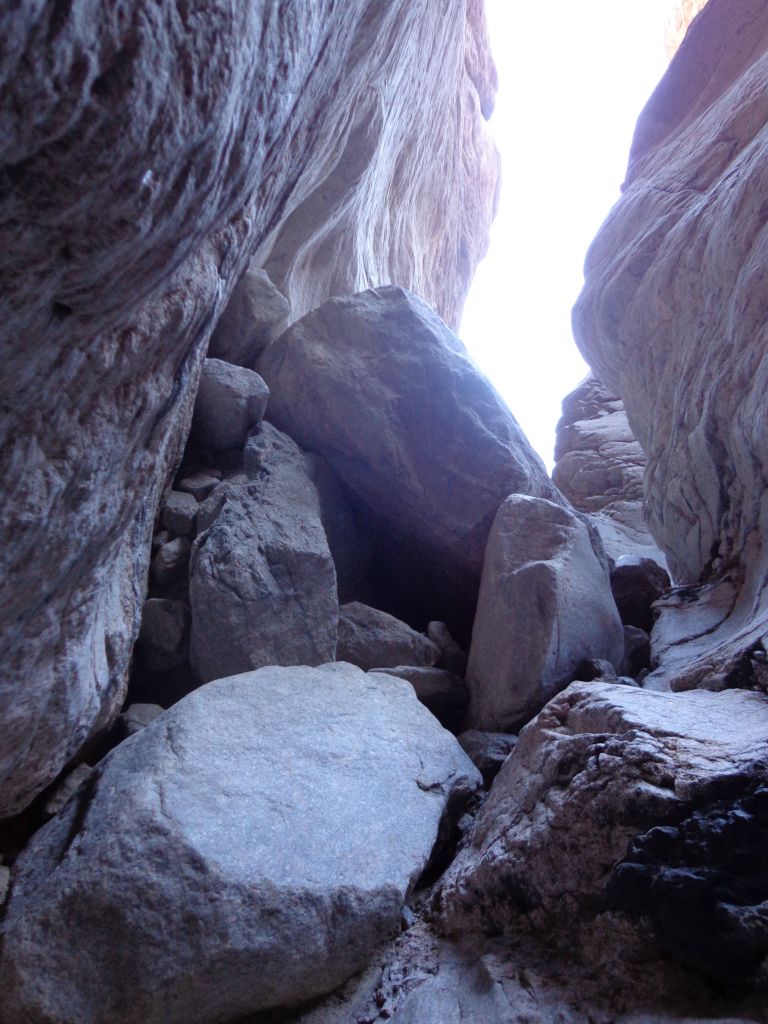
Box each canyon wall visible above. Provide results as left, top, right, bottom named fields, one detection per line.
left=0, top=0, right=499, bottom=818
left=574, top=0, right=768, bottom=690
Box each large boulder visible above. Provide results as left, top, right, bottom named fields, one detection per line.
left=189, top=424, right=338, bottom=682
left=466, top=495, right=624, bottom=730
left=572, top=0, right=768, bottom=689
left=1, top=0, right=499, bottom=818
left=439, top=682, right=768, bottom=987
left=338, top=602, right=439, bottom=672
left=0, top=663, right=481, bottom=1024
left=259, top=287, right=559, bottom=632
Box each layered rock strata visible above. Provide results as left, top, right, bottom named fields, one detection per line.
left=573, top=0, right=768, bottom=690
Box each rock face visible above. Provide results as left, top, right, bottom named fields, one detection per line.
left=256, top=1, right=499, bottom=330
left=553, top=376, right=668, bottom=567
left=260, top=286, right=559, bottom=631
left=440, top=682, right=768, bottom=986
left=189, top=425, right=338, bottom=683
left=573, top=0, right=768, bottom=690
left=0, top=663, right=481, bottom=1024
left=0, top=0, right=498, bottom=818
left=466, top=495, right=624, bottom=730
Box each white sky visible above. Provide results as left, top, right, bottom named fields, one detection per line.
left=460, top=0, right=672, bottom=468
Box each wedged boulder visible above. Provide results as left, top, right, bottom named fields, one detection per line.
left=207, top=268, right=290, bottom=367
left=190, top=357, right=269, bottom=454
left=466, top=495, right=624, bottom=730
left=0, top=664, right=481, bottom=1024
left=610, top=557, right=670, bottom=633
left=259, top=286, right=559, bottom=631
left=189, top=424, right=338, bottom=683
left=371, top=666, right=468, bottom=732
left=136, top=598, right=190, bottom=672
left=439, top=682, right=768, bottom=986
left=338, top=602, right=438, bottom=672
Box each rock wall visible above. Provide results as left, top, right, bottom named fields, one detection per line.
left=0, top=1, right=498, bottom=818
left=573, top=0, right=768, bottom=689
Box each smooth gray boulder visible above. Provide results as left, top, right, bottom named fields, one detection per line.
left=466, top=495, right=624, bottom=730
left=338, top=602, right=438, bottom=672
left=258, top=286, right=559, bottom=629
left=190, top=357, right=269, bottom=453
left=208, top=267, right=290, bottom=367
left=0, top=663, right=481, bottom=1024
left=189, top=424, right=338, bottom=682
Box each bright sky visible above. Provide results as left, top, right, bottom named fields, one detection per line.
left=460, top=0, right=673, bottom=468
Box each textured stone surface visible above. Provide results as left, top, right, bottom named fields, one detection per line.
left=189, top=424, right=338, bottom=683
left=0, top=0, right=498, bottom=817
left=665, top=0, right=710, bottom=57
left=161, top=490, right=198, bottom=537
left=572, top=0, right=768, bottom=691
left=338, top=603, right=438, bottom=672
left=190, top=357, right=269, bottom=453
left=466, top=495, right=624, bottom=730
left=457, top=730, right=517, bottom=786
left=260, top=287, right=559, bottom=631
left=0, top=664, right=481, bottom=1024
left=553, top=376, right=667, bottom=567
left=207, top=268, right=289, bottom=367
left=439, top=683, right=768, bottom=981
left=257, top=1, right=499, bottom=331
left=137, top=598, right=190, bottom=672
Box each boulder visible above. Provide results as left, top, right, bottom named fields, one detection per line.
left=150, top=537, right=190, bottom=591
left=371, top=666, right=468, bottom=731
left=457, top=730, right=517, bottom=786
left=427, top=621, right=468, bottom=677
left=160, top=490, right=198, bottom=537
left=338, top=603, right=438, bottom=672
left=190, top=358, right=269, bottom=454
left=259, top=287, right=559, bottom=631
left=439, top=682, right=768, bottom=987
left=466, top=495, right=624, bottom=730
left=189, top=424, right=338, bottom=682
left=118, top=703, right=165, bottom=739
left=177, top=471, right=222, bottom=502
left=0, top=664, right=481, bottom=1024
left=137, top=599, right=190, bottom=672
left=207, top=268, right=290, bottom=367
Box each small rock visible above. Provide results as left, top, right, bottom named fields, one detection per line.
left=191, top=357, right=270, bottom=453
left=0, top=865, right=9, bottom=906
left=177, top=472, right=221, bottom=502
left=42, top=763, right=93, bottom=818
left=120, top=703, right=164, bottom=738
left=138, top=599, right=190, bottom=672
left=610, top=557, right=670, bottom=633
left=427, top=621, right=467, bottom=676
left=338, top=603, right=439, bottom=672
left=151, top=537, right=191, bottom=589
left=161, top=490, right=198, bottom=537
left=208, top=267, right=290, bottom=367
left=371, top=666, right=467, bottom=731
left=457, top=729, right=517, bottom=786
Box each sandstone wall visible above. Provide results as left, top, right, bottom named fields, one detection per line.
left=0, top=1, right=498, bottom=817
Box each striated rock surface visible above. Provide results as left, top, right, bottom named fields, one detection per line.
left=0, top=664, right=481, bottom=1024
left=439, top=683, right=768, bottom=986
left=573, top=0, right=768, bottom=690
left=466, top=495, right=624, bottom=730
left=553, top=375, right=667, bottom=567
left=260, top=286, right=559, bottom=632
left=189, top=424, right=338, bottom=683
left=0, top=0, right=498, bottom=818
left=256, top=0, right=499, bottom=330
